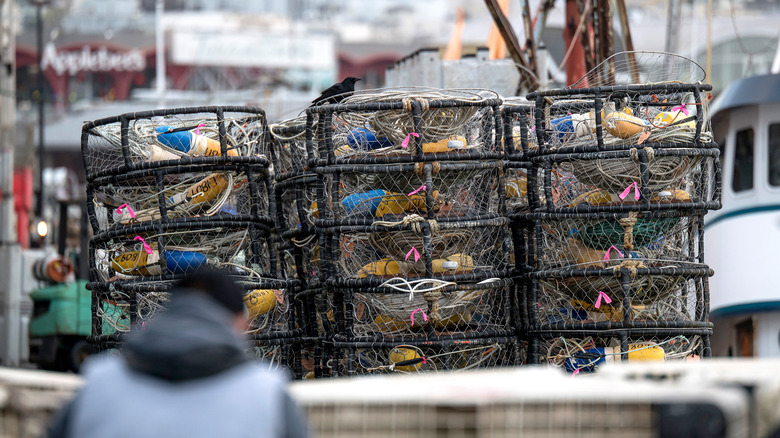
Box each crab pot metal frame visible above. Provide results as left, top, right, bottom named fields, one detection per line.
left=501, top=102, right=535, bottom=160
left=81, top=106, right=268, bottom=178
left=88, top=216, right=278, bottom=281
left=332, top=335, right=523, bottom=377
left=305, top=98, right=504, bottom=167
left=86, top=276, right=301, bottom=350
left=85, top=159, right=276, bottom=235
left=523, top=263, right=714, bottom=364
left=534, top=328, right=712, bottom=371
left=529, top=147, right=721, bottom=214
left=527, top=83, right=714, bottom=155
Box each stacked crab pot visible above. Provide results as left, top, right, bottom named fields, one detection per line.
left=81, top=106, right=305, bottom=376
left=300, top=89, right=523, bottom=376
left=520, top=83, right=721, bottom=372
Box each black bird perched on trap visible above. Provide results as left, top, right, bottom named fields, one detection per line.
left=310, top=77, right=361, bottom=106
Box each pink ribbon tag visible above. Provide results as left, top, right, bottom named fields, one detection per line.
left=408, top=185, right=426, bottom=196
left=594, top=290, right=612, bottom=309
left=572, top=368, right=580, bottom=377
left=603, top=245, right=624, bottom=261
left=141, top=321, right=146, bottom=328
left=195, top=123, right=207, bottom=136
left=421, top=357, right=427, bottom=364
left=619, top=182, right=640, bottom=200
left=411, top=308, right=428, bottom=326
left=671, top=104, right=689, bottom=116
left=405, top=247, right=421, bottom=262
left=116, top=203, right=135, bottom=218
left=134, top=236, right=152, bottom=255
left=401, top=132, right=419, bottom=149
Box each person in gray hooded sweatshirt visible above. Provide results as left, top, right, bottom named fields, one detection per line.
left=46, top=270, right=310, bottom=438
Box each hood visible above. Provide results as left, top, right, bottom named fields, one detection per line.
left=122, top=291, right=248, bottom=382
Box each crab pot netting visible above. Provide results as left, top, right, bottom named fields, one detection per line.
left=313, top=161, right=505, bottom=224
left=533, top=148, right=720, bottom=213
left=532, top=213, right=706, bottom=270
left=319, top=221, right=512, bottom=283
left=538, top=331, right=709, bottom=373
left=90, top=219, right=276, bottom=283
left=269, top=119, right=308, bottom=178
left=530, top=269, right=711, bottom=329
left=81, top=107, right=267, bottom=177
left=333, top=337, right=522, bottom=376
left=530, top=84, right=713, bottom=154
left=504, top=162, right=535, bottom=216
left=88, top=278, right=300, bottom=350
left=87, top=161, right=274, bottom=234
left=528, top=53, right=713, bottom=155
left=323, top=278, right=518, bottom=342
left=306, top=88, right=503, bottom=165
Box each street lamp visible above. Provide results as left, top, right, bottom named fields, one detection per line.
left=30, top=0, right=51, bottom=220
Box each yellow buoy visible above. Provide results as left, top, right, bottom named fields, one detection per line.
left=111, top=248, right=160, bottom=276
left=650, top=189, right=691, bottom=203
left=374, top=315, right=411, bottom=332
left=505, top=177, right=528, bottom=198
left=627, top=343, right=665, bottom=361
left=389, top=347, right=423, bottom=372
left=244, top=289, right=278, bottom=318
left=568, top=189, right=615, bottom=207
left=422, top=136, right=468, bottom=153
left=604, top=111, right=651, bottom=139
left=356, top=254, right=475, bottom=278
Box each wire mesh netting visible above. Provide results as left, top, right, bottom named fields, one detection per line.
left=531, top=271, right=710, bottom=329
left=90, top=220, right=275, bottom=282
left=82, top=107, right=267, bottom=177
left=539, top=332, right=708, bottom=373
left=88, top=162, right=273, bottom=233
left=328, top=279, right=517, bottom=341
left=314, top=162, right=505, bottom=223
left=88, top=278, right=301, bottom=355
left=536, top=150, right=720, bottom=212
left=307, top=88, right=503, bottom=165
left=321, top=223, right=511, bottom=283
left=334, top=337, right=522, bottom=376
left=533, top=213, right=705, bottom=270
left=529, top=54, right=713, bottom=155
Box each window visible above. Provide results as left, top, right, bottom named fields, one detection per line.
left=769, top=124, right=780, bottom=186
left=733, top=128, right=754, bottom=192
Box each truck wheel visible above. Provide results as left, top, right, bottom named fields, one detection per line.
left=70, top=340, right=96, bottom=372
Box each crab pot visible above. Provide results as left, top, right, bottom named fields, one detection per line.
left=528, top=212, right=707, bottom=271
left=306, top=89, right=503, bottom=167
left=89, top=217, right=277, bottom=283
left=317, top=220, right=512, bottom=284
left=325, top=277, right=518, bottom=342
left=312, top=160, right=506, bottom=225
left=86, top=159, right=274, bottom=234
left=536, top=330, right=711, bottom=371
left=531, top=147, right=721, bottom=213
left=528, top=266, right=712, bottom=331
left=81, top=106, right=267, bottom=178
left=332, top=336, right=522, bottom=376
left=527, top=83, right=714, bottom=154
left=87, top=278, right=300, bottom=351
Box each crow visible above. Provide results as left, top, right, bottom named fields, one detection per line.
left=310, top=77, right=361, bottom=106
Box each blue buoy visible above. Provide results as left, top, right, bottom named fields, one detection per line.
left=347, top=128, right=394, bottom=150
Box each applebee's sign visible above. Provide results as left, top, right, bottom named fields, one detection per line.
left=41, top=43, right=146, bottom=75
